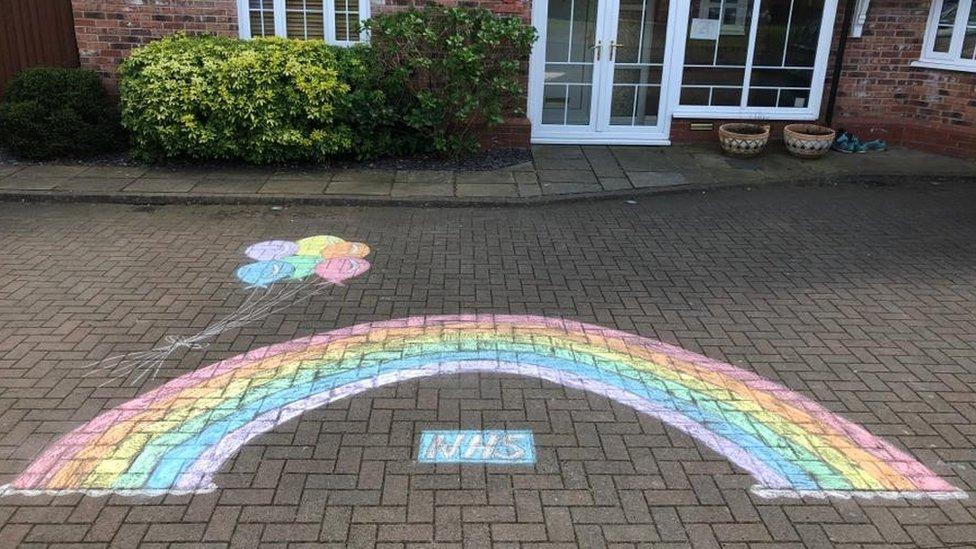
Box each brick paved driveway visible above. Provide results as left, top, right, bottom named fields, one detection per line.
left=1, top=180, right=976, bottom=548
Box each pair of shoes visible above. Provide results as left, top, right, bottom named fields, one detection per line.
left=832, top=132, right=860, bottom=153
left=862, top=139, right=887, bottom=151
left=832, top=132, right=887, bottom=153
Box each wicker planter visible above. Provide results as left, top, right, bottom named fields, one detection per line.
left=718, top=123, right=770, bottom=157
left=783, top=123, right=836, bottom=159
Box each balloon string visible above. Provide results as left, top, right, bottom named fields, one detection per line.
left=83, top=280, right=334, bottom=386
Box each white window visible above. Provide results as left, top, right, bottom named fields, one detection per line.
left=674, top=0, right=839, bottom=120
left=237, top=0, right=369, bottom=44
left=916, top=0, right=976, bottom=73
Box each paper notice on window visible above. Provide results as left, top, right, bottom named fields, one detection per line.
left=690, top=18, right=721, bottom=40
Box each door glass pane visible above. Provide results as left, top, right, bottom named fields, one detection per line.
left=610, top=0, right=669, bottom=125
left=680, top=0, right=755, bottom=106
left=542, top=0, right=598, bottom=126
left=542, top=0, right=599, bottom=125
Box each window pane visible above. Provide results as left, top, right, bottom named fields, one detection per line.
left=965, top=4, right=976, bottom=60
left=778, top=89, right=809, bottom=108
left=249, top=0, right=274, bottom=36
left=747, top=88, right=777, bottom=106
left=749, top=68, right=813, bottom=87
left=934, top=0, right=959, bottom=52
left=285, top=0, right=325, bottom=39
left=939, top=0, right=960, bottom=24
left=711, top=87, right=742, bottom=105
left=935, top=27, right=953, bottom=52
left=335, top=0, right=360, bottom=41
left=680, top=0, right=754, bottom=106
left=964, top=27, right=976, bottom=59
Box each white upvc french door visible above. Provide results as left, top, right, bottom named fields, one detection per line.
left=528, top=0, right=679, bottom=144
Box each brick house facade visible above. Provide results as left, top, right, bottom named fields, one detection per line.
left=831, top=0, right=976, bottom=156
left=67, top=0, right=976, bottom=156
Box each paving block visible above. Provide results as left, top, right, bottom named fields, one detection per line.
left=395, top=170, right=455, bottom=184
left=326, top=181, right=393, bottom=195
left=626, top=171, right=689, bottom=188
left=455, top=184, right=518, bottom=198
left=258, top=180, right=329, bottom=194
left=390, top=182, right=453, bottom=197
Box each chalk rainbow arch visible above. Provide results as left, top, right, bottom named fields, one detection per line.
left=2, top=315, right=965, bottom=499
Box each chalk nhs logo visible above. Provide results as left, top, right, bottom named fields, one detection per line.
left=417, top=430, right=535, bottom=464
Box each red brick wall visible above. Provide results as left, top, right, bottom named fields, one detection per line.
left=72, top=0, right=973, bottom=154
left=831, top=0, right=976, bottom=156
left=71, top=0, right=238, bottom=87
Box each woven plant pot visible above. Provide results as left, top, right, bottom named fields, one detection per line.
left=783, top=123, right=836, bottom=159
left=718, top=123, right=770, bottom=157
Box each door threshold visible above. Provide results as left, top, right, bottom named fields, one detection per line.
left=531, top=137, right=672, bottom=146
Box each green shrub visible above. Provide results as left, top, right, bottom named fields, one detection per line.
left=0, top=68, right=123, bottom=160
left=365, top=7, right=537, bottom=157
left=119, top=35, right=356, bottom=163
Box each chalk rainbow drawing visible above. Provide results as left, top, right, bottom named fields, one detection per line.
left=1, top=315, right=965, bottom=500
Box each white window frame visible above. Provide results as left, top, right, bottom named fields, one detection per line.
left=236, top=0, right=370, bottom=45
left=914, top=0, right=976, bottom=73
left=671, top=0, right=839, bottom=121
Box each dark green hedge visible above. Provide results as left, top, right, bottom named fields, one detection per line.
left=0, top=68, right=123, bottom=160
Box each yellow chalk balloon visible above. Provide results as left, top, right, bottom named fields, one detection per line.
left=295, top=235, right=344, bottom=256
left=321, top=241, right=371, bottom=259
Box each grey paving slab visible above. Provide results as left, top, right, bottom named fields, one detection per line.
left=258, top=180, right=329, bottom=194
left=538, top=169, right=599, bottom=184
left=268, top=169, right=334, bottom=182
left=583, top=146, right=626, bottom=177
left=540, top=181, right=603, bottom=194
left=611, top=147, right=681, bottom=171
left=455, top=183, right=518, bottom=197
left=454, top=170, right=516, bottom=184
left=326, top=180, right=393, bottom=195
left=390, top=182, right=454, bottom=197
left=0, top=144, right=973, bottom=205
left=395, top=170, right=455, bottom=184
left=124, top=178, right=198, bottom=193
left=141, top=167, right=212, bottom=179
left=331, top=169, right=396, bottom=183
left=0, top=176, right=65, bottom=190
left=517, top=182, right=543, bottom=197
left=598, top=176, right=634, bottom=191
left=0, top=165, right=23, bottom=178
left=191, top=180, right=266, bottom=194
left=532, top=156, right=592, bottom=170
left=54, top=178, right=135, bottom=193
left=198, top=168, right=272, bottom=182
left=627, top=171, right=691, bottom=188
left=76, top=165, right=148, bottom=179
left=531, top=144, right=585, bottom=159
left=13, top=164, right=89, bottom=178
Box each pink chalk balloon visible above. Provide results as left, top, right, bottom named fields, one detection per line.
left=315, top=257, right=371, bottom=284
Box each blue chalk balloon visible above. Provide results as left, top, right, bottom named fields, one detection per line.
left=236, top=260, right=295, bottom=288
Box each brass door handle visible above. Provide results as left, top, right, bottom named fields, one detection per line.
left=610, top=40, right=624, bottom=61
left=590, top=41, right=603, bottom=60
